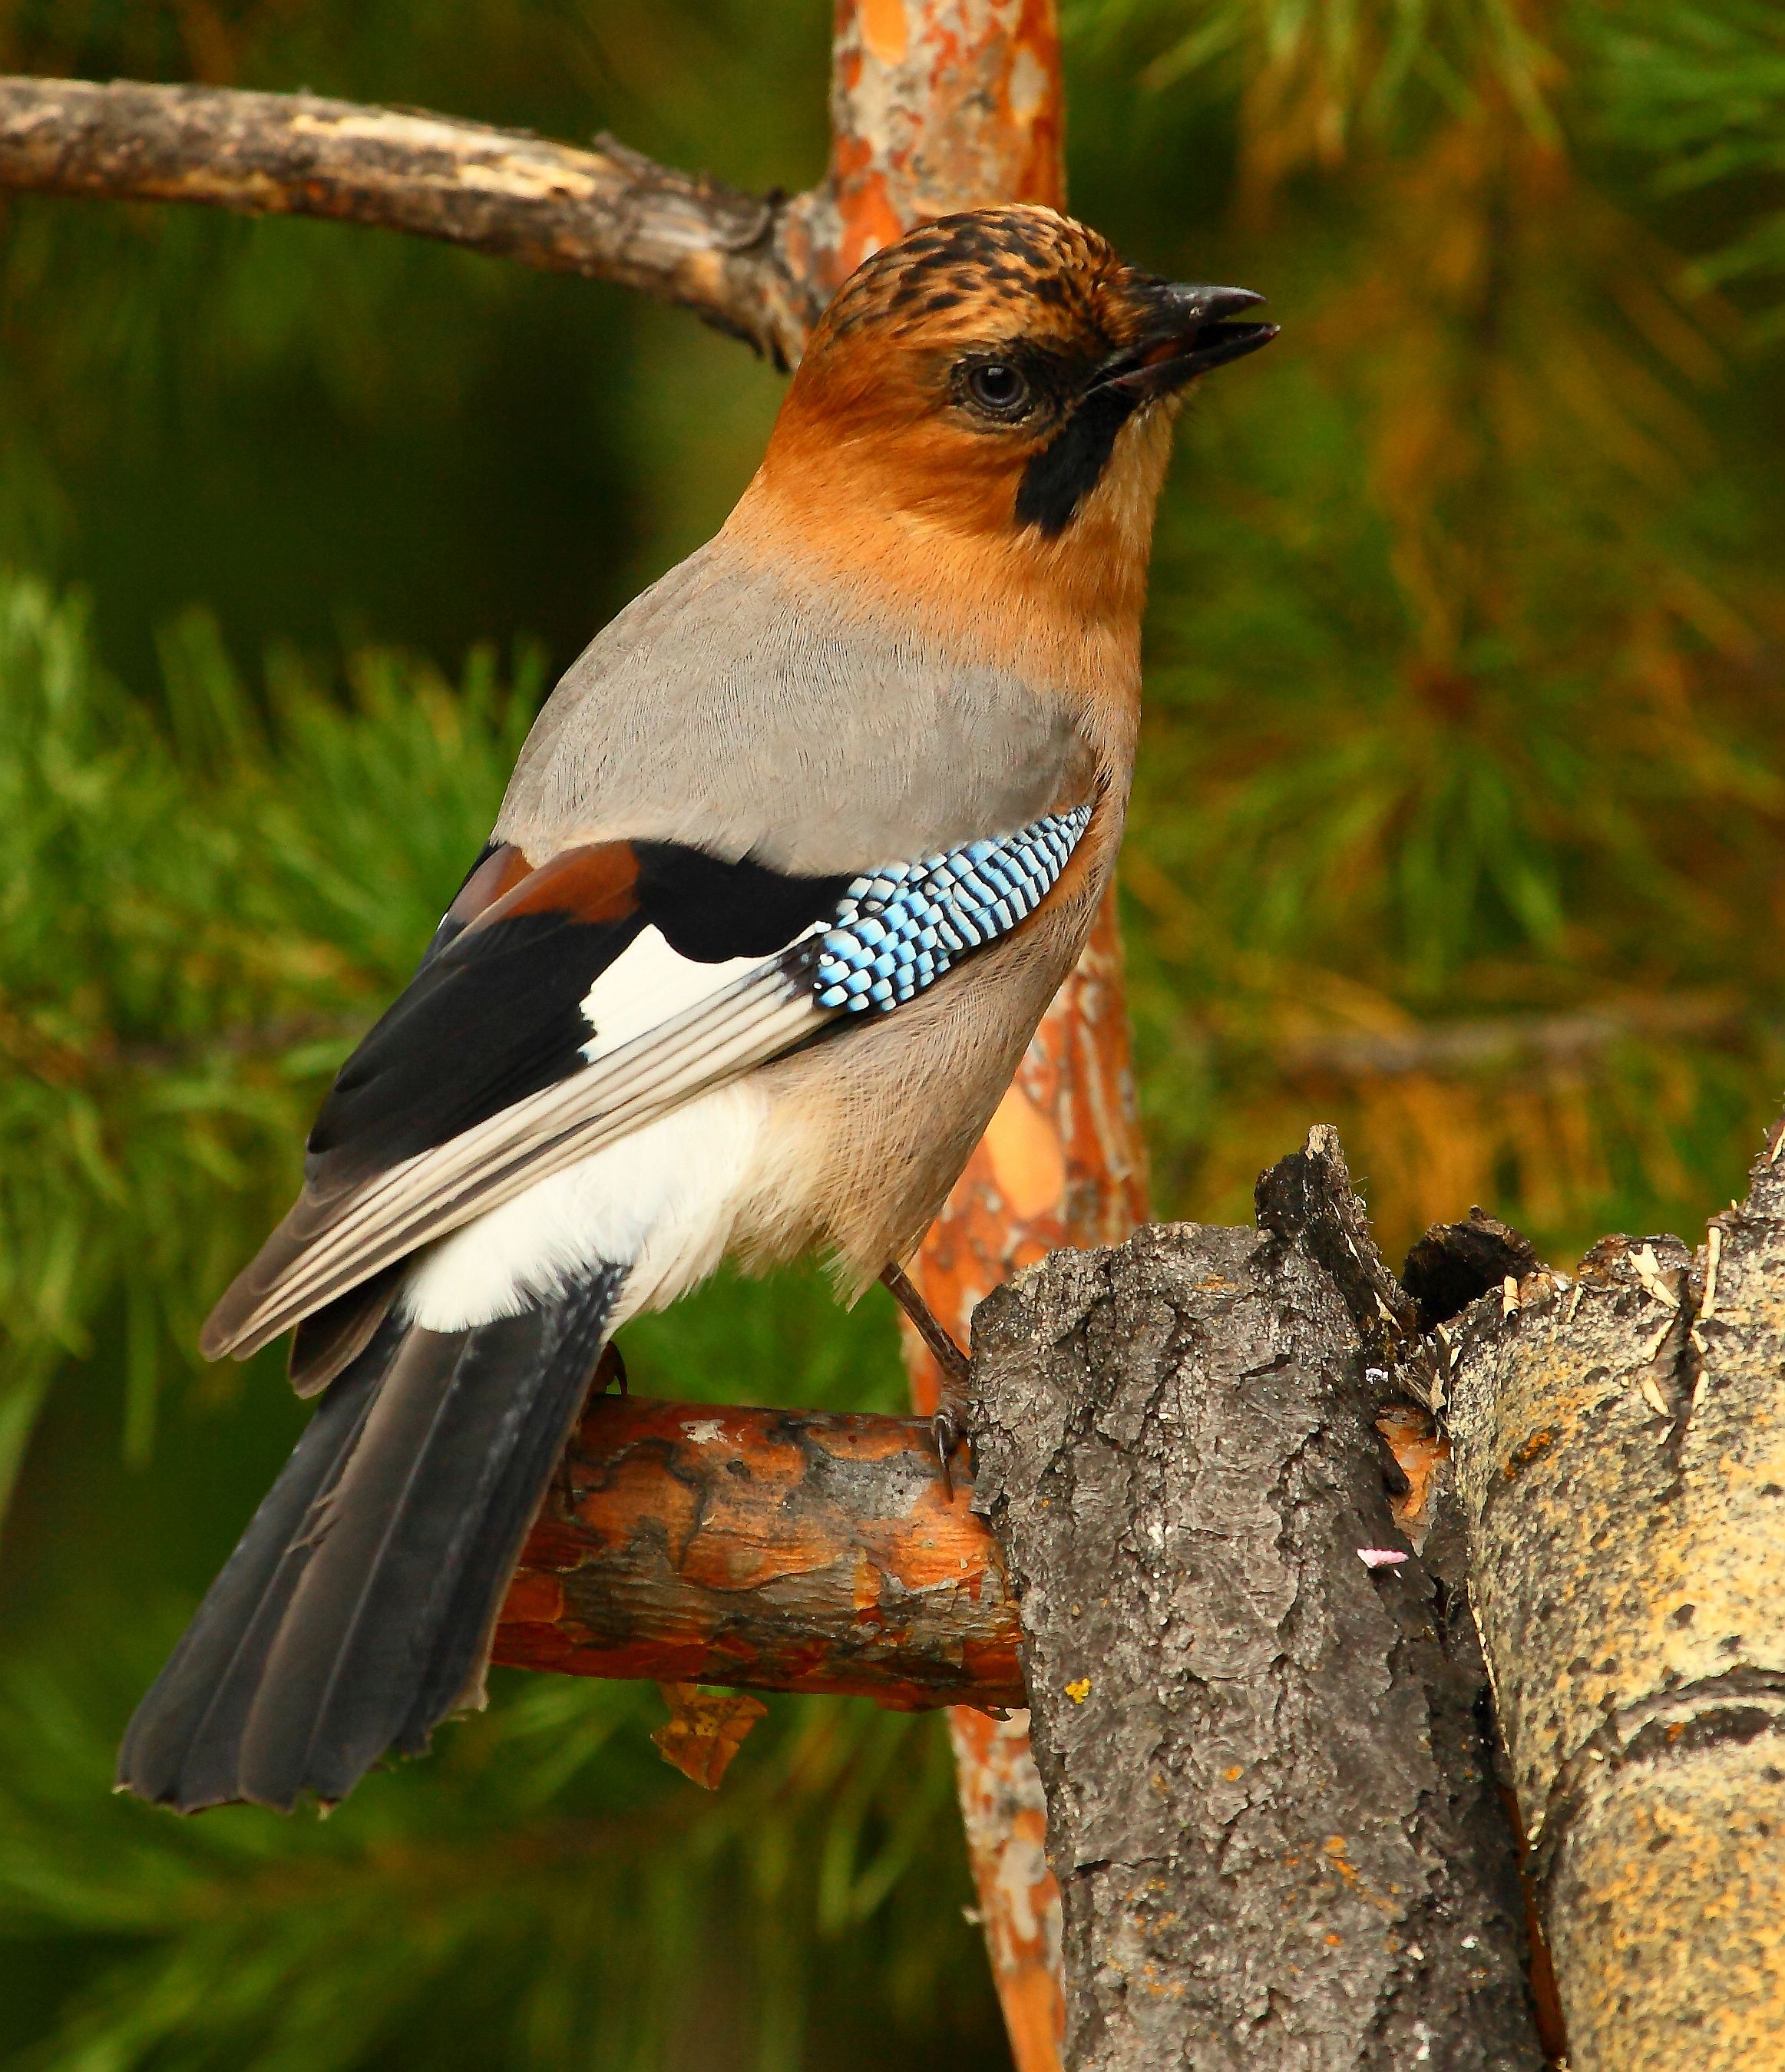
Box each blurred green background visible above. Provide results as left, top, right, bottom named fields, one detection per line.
left=2, top=1, right=1783, bottom=2065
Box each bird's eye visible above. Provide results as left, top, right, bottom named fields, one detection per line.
left=962, top=361, right=1031, bottom=418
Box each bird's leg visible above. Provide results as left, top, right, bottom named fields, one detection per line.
left=880, top=1261, right=972, bottom=1491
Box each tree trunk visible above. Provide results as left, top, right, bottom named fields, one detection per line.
left=905, top=898, right=1146, bottom=2069
left=969, top=1220, right=1542, bottom=2070
left=1444, top=1122, right=1785, bottom=2069
left=789, top=11, right=1138, bottom=2065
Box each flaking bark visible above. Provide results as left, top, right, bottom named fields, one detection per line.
left=492, top=1394, right=1023, bottom=1710
left=969, top=1221, right=1541, bottom=2072
left=1443, top=1121, right=1785, bottom=2070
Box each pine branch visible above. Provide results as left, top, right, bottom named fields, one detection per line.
left=1272, top=995, right=1744, bottom=1082
left=0, top=78, right=824, bottom=366
left=493, top=1394, right=1022, bottom=1712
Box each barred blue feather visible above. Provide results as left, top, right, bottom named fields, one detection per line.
left=811, top=805, right=1092, bottom=1013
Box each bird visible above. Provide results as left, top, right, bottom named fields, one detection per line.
left=117, top=203, right=1274, bottom=1814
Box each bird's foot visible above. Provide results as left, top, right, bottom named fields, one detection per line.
left=595, top=1340, right=629, bottom=1396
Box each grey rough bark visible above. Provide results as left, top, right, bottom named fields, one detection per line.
left=969, top=1218, right=1542, bottom=2071
left=1443, top=1118, right=1785, bottom=2069
left=0, top=78, right=822, bottom=364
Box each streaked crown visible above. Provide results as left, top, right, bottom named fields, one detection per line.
left=768, top=204, right=1274, bottom=548
left=816, top=206, right=1126, bottom=355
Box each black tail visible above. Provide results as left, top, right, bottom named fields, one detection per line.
left=118, top=1269, right=620, bottom=1813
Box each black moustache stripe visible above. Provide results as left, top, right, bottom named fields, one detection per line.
left=1013, top=385, right=1141, bottom=536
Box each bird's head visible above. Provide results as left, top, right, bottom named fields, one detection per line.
left=739, top=204, right=1275, bottom=640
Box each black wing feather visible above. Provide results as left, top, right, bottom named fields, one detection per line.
left=302, top=839, right=855, bottom=1189
left=307, top=906, right=645, bottom=1175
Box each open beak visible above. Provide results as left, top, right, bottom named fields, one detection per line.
left=1099, top=284, right=1278, bottom=400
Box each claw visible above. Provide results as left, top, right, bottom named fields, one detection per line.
left=933, top=1408, right=959, bottom=1498
left=931, top=1403, right=974, bottom=1499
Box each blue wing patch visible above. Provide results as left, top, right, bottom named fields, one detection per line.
left=812, top=805, right=1092, bottom=1013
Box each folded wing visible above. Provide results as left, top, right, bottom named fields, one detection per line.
left=203, top=809, right=1092, bottom=1364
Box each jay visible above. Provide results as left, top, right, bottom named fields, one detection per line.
left=119, top=203, right=1274, bottom=1813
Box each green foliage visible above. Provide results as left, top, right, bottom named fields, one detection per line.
left=1079, top=0, right=1562, bottom=164
left=1578, top=0, right=1785, bottom=319
left=0, top=572, right=960, bottom=2070
left=0, top=574, right=537, bottom=1502
left=1066, top=0, right=1785, bottom=1254
left=0, top=0, right=812, bottom=686
left=5, top=0, right=1785, bottom=2067
left=0, top=1625, right=973, bottom=2072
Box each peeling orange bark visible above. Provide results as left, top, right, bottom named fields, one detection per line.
left=785, top=13, right=1138, bottom=2064
left=786, top=12, right=1131, bottom=2065
left=653, top=1684, right=770, bottom=1790
left=1376, top=1403, right=1452, bottom=1542
left=492, top=1393, right=1024, bottom=1709
left=909, top=892, right=1149, bottom=1341
left=780, top=0, right=1066, bottom=301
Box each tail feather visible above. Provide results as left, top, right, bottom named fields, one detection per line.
left=287, top=1264, right=403, bottom=1398
left=397, top=1289, right=622, bottom=1748
left=119, top=1271, right=620, bottom=1814
left=117, top=1327, right=395, bottom=1809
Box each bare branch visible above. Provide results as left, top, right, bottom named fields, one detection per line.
left=1273, top=993, right=1741, bottom=1083
left=0, top=77, right=824, bottom=365
left=491, top=1392, right=1023, bottom=1712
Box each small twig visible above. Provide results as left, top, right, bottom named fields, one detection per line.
left=1273, top=995, right=1743, bottom=1082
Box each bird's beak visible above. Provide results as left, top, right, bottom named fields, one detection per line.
left=1098, top=284, right=1278, bottom=400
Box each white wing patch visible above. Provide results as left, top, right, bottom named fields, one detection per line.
left=221, top=958, right=828, bottom=1355
left=401, top=1079, right=771, bottom=1333
left=579, top=928, right=767, bottom=1064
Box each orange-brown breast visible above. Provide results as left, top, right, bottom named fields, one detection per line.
left=727, top=397, right=1171, bottom=766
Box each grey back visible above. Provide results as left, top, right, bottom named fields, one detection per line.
left=493, top=537, right=1088, bottom=876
